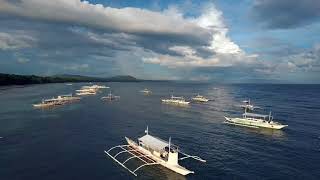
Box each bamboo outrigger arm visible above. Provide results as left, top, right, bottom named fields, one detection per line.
left=105, top=144, right=160, bottom=176
left=178, top=151, right=206, bottom=162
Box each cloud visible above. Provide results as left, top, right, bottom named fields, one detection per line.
left=17, top=57, right=30, bottom=63
left=63, top=63, right=89, bottom=71
left=0, top=0, right=260, bottom=81
left=0, top=0, right=210, bottom=43
left=142, top=5, right=258, bottom=69
left=251, top=0, right=320, bottom=29
left=254, top=44, right=320, bottom=77
left=0, top=32, right=35, bottom=50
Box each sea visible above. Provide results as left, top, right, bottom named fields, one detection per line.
left=0, top=82, right=319, bottom=180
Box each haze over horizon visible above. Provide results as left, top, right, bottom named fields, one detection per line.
left=0, top=0, right=319, bottom=83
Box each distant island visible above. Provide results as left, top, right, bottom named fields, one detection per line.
left=0, top=73, right=142, bottom=86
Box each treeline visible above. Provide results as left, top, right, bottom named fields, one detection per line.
left=0, top=73, right=140, bottom=86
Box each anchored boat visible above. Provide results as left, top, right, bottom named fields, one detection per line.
left=33, top=98, right=64, bottom=108
left=192, top=94, right=209, bottom=102
left=162, top=95, right=190, bottom=105
left=224, top=110, right=288, bottom=130
left=76, top=88, right=97, bottom=96
left=101, top=91, right=120, bottom=101
left=82, top=84, right=109, bottom=89
left=140, top=88, right=152, bottom=94
left=105, top=127, right=206, bottom=176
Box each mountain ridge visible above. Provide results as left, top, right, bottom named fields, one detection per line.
left=0, top=73, right=141, bottom=86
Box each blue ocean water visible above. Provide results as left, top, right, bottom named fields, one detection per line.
left=0, top=82, right=319, bottom=180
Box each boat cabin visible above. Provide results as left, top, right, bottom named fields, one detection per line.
left=171, top=96, right=185, bottom=100
left=138, top=134, right=178, bottom=161
left=243, top=112, right=273, bottom=122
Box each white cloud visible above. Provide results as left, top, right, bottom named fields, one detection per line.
left=0, top=0, right=208, bottom=40
left=0, top=0, right=263, bottom=81
left=169, top=46, right=196, bottom=56
left=0, top=32, right=35, bottom=50
left=17, top=57, right=30, bottom=63
left=64, top=63, right=89, bottom=71
left=196, top=5, right=243, bottom=54
left=255, top=43, right=320, bottom=76
left=143, top=4, right=257, bottom=68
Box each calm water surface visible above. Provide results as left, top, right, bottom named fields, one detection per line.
left=0, top=82, right=319, bottom=180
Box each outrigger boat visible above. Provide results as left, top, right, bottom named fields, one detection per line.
left=76, top=91, right=96, bottom=96
left=105, top=127, right=206, bottom=176
left=33, top=98, right=64, bottom=108
left=82, top=85, right=109, bottom=89
left=240, top=99, right=260, bottom=111
left=140, top=88, right=152, bottom=94
left=76, top=88, right=97, bottom=96
left=161, top=95, right=190, bottom=105
left=191, top=94, right=209, bottom=102
left=101, top=91, right=120, bottom=101
left=224, top=109, right=288, bottom=130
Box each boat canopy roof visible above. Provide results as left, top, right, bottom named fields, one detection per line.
left=243, top=112, right=268, bottom=118
left=171, top=96, right=184, bottom=100
left=138, top=134, right=170, bottom=151
left=60, top=94, right=72, bottom=97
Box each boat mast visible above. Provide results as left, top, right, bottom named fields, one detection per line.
left=168, top=137, right=171, bottom=153
left=269, top=111, right=271, bottom=122
left=145, top=126, right=149, bottom=135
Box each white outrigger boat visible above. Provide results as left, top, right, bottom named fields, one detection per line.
left=101, top=91, right=120, bottom=101
left=33, top=98, right=64, bottom=108
left=76, top=88, right=97, bottom=96
left=191, top=94, right=209, bottom=102
left=161, top=95, right=190, bottom=105
left=140, top=88, right=152, bottom=94
left=240, top=99, right=260, bottom=111
left=224, top=110, right=288, bottom=130
left=82, top=84, right=109, bottom=89
left=105, top=127, right=206, bottom=176
left=76, top=91, right=96, bottom=96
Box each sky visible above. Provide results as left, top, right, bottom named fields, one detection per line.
left=0, top=0, right=319, bottom=83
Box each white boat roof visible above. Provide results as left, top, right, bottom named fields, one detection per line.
left=171, top=96, right=184, bottom=99
left=138, top=134, right=169, bottom=150
left=60, top=94, right=72, bottom=97
left=243, top=112, right=268, bottom=118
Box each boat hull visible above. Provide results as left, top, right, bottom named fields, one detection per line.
left=192, top=98, right=209, bottom=102
left=224, top=117, right=288, bottom=130
left=125, top=137, right=194, bottom=176
left=161, top=99, right=190, bottom=105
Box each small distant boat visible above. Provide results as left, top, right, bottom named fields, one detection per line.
left=76, top=91, right=96, bottom=96
left=140, top=88, right=152, bottom=94
left=162, top=95, right=190, bottom=105
left=33, top=98, right=64, bottom=108
left=224, top=110, right=288, bottom=130
left=191, top=94, right=209, bottom=102
left=76, top=87, right=98, bottom=95
left=240, top=99, right=260, bottom=111
left=82, top=85, right=109, bottom=89
left=65, top=83, right=73, bottom=86
left=105, top=127, right=206, bottom=176
left=101, top=91, right=120, bottom=101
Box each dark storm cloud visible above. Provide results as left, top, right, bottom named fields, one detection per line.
left=251, top=0, right=320, bottom=29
